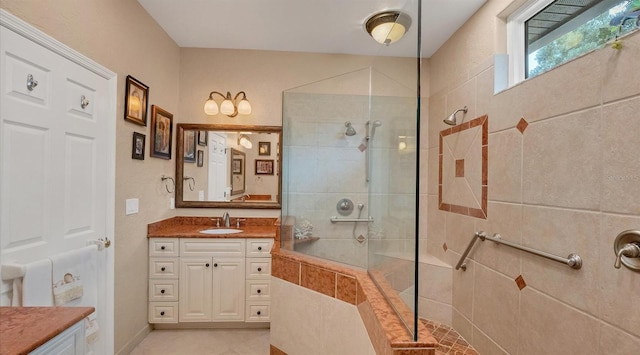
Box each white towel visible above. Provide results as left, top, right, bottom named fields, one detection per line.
left=49, top=245, right=99, bottom=345
left=21, top=259, right=54, bottom=306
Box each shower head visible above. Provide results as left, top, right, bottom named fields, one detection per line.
left=345, top=121, right=357, bottom=136
left=443, top=106, right=468, bottom=126
left=372, top=120, right=382, bottom=128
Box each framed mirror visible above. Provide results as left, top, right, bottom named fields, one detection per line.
left=175, top=124, right=282, bottom=209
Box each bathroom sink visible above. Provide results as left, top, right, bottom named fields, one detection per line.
left=199, top=228, right=243, bottom=235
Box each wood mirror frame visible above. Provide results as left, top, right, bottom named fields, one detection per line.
left=175, top=123, right=282, bottom=209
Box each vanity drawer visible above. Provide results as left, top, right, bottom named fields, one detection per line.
left=245, top=258, right=271, bottom=279
left=149, top=279, right=179, bottom=301
left=149, top=238, right=179, bottom=257
left=245, top=302, right=270, bottom=322
left=149, top=258, right=179, bottom=279
left=246, top=239, right=274, bottom=257
left=245, top=280, right=270, bottom=300
left=180, top=238, right=245, bottom=257
left=149, top=302, right=178, bottom=323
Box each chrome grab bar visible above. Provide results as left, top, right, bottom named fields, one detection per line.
left=456, top=231, right=582, bottom=271
left=330, top=216, right=374, bottom=223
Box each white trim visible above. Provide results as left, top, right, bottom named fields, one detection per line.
left=1, top=8, right=117, bottom=355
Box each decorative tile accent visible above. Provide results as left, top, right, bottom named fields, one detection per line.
left=272, top=254, right=300, bottom=285
left=515, top=275, right=527, bottom=290
left=455, top=159, right=465, bottom=177
left=301, top=264, right=336, bottom=297
left=270, top=344, right=288, bottom=355
left=439, top=115, right=488, bottom=219
left=421, top=319, right=478, bottom=355
left=517, top=117, right=529, bottom=134
left=336, top=274, right=357, bottom=305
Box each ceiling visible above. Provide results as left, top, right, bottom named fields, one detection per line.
left=137, top=0, right=486, bottom=58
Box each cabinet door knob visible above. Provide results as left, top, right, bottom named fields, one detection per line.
left=257, top=267, right=262, bottom=272
left=257, top=311, right=261, bottom=315
left=214, top=263, right=218, bottom=267
left=160, top=311, right=165, bottom=316
left=160, top=246, right=166, bottom=250
left=258, top=246, right=262, bottom=251
left=161, top=267, right=166, bottom=271
left=257, top=289, right=261, bottom=294
left=206, top=263, right=210, bottom=267
left=160, top=289, right=165, bottom=294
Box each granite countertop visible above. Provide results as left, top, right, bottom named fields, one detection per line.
left=0, top=306, right=94, bottom=355
left=147, top=216, right=279, bottom=239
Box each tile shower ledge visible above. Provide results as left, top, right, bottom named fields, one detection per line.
left=0, top=306, right=94, bottom=355
left=272, top=250, right=439, bottom=354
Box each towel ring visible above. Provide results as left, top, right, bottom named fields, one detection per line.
left=183, top=176, right=195, bottom=191
left=161, top=175, right=175, bottom=193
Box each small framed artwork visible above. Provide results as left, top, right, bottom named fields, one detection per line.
left=255, top=159, right=274, bottom=175
left=150, top=105, right=173, bottom=159
left=184, top=130, right=196, bottom=163
left=198, top=131, right=207, bottom=146
left=124, top=75, right=149, bottom=126
left=258, top=142, right=271, bottom=156
left=232, top=159, right=242, bottom=174
left=197, top=150, right=204, bottom=167
left=132, top=132, right=145, bottom=160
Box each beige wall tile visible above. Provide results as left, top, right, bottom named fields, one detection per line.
left=447, top=79, right=477, bottom=125
left=452, top=309, right=473, bottom=344
left=599, top=214, right=640, bottom=337
left=474, top=202, right=523, bottom=278
left=452, top=259, right=475, bottom=320
left=519, top=288, right=599, bottom=355
left=319, top=290, right=376, bottom=355
left=488, top=129, right=522, bottom=203
left=418, top=297, right=452, bottom=326
left=521, top=206, right=600, bottom=314
left=601, top=31, right=640, bottom=103
left=418, top=262, right=452, bottom=305
left=426, top=195, right=447, bottom=260
left=471, top=327, right=509, bottom=355
left=472, top=265, right=520, bottom=354
left=601, top=96, right=640, bottom=215
left=523, top=108, right=602, bottom=210
left=428, top=93, right=447, bottom=149
left=445, top=212, right=477, bottom=254
left=427, top=147, right=440, bottom=196
left=598, top=323, right=640, bottom=355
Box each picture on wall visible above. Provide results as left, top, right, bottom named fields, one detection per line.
left=184, top=130, right=196, bottom=163
left=150, top=105, right=173, bottom=159
left=132, top=132, right=145, bottom=160
left=197, top=150, right=204, bottom=167
left=232, top=159, right=242, bottom=174
left=258, top=142, right=271, bottom=156
left=198, top=131, right=207, bottom=146
left=124, top=75, right=149, bottom=126
left=255, top=159, right=274, bottom=175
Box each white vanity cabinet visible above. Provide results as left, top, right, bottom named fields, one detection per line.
left=148, top=237, right=273, bottom=326
left=30, top=319, right=85, bottom=355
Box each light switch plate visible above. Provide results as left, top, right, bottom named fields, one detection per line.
left=125, top=198, right=139, bottom=215
left=170, top=197, right=175, bottom=210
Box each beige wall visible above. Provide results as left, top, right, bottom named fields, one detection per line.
left=425, top=0, right=640, bottom=353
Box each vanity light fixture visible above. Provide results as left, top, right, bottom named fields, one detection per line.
left=238, top=134, right=252, bottom=149
left=443, top=106, right=468, bottom=126
left=365, top=11, right=412, bottom=45
left=204, top=91, right=252, bottom=117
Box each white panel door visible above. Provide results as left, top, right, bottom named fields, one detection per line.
left=0, top=10, right=116, bottom=355
left=212, top=257, right=245, bottom=321
left=207, top=132, right=227, bottom=201
left=179, top=258, right=213, bottom=322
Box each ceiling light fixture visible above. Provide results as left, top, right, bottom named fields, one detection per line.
left=365, top=11, right=412, bottom=45
left=204, top=91, right=252, bottom=117
left=238, top=134, right=252, bottom=149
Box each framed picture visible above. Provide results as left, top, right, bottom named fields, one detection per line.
left=124, top=75, right=149, bottom=126
left=150, top=105, right=173, bottom=159
left=197, top=150, right=204, bottom=167
left=255, top=159, right=274, bottom=175
left=132, top=132, right=145, bottom=160
left=198, top=131, right=207, bottom=146
left=258, top=142, right=271, bottom=156
left=232, top=159, right=242, bottom=174
left=184, top=130, right=196, bottom=163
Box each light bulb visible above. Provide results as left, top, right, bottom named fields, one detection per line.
left=237, top=99, right=252, bottom=115
left=204, top=99, right=219, bottom=115
left=371, top=23, right=406, bottom=45
left=220, top=100, right=234, bottom=115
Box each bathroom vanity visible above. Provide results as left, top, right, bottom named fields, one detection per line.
left=147, top=217, right=278, bottom=327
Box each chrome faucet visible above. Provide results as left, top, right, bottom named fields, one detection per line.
left=222, top=212, right=230, bottom=227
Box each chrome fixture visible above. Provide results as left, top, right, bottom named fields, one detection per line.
left=330, top=216, right=374, bottom=223
left=613, top=230, right=640, bottom=271
left=240, top=194, right=251, bottom=202
left=365, top=11, right=412, bottom=45
left=183, top=176, right=195, bottom=191
left=236, top=218, right=246, bottom=228
left=353, top=203, right=366, bottom=244
left=237, top=133, right=252, bottom=148
left=204, top=91, right=251, bottom=117
left=443, top=106, right=468, bottom=126
left=160, top=175, right=175, bottom=193
left=456, top=231, right=583, bottom=271
left=344, top=121, right=357, bottom=136
left=221, top=212, right=231, bottom=227
left=337, top=198, right=354, bottom=216
left=365, top=120, right=383, bottom=182
left=26, top=73, right=38, bottom=91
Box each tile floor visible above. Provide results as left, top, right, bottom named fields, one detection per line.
left=129, top=329, right=270, bottom=355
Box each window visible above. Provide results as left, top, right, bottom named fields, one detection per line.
left=507, top=0, right=639, bottom=84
